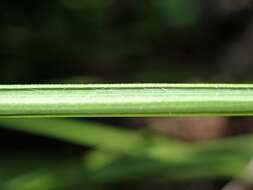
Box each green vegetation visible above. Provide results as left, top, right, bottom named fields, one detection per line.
left=0, top=118, right=252, bottom=190
left=1, top=84, right=253, bottom=117
left=0, top=84, right=252, bottom=189
left=1, top=0, right=253, bottom=189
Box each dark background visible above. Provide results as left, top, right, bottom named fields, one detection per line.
left=1, top=0, right=253, bottom=84
left=1, top=0, right=253, bottom=189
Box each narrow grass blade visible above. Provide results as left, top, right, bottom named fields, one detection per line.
left=0, top=84, right=253, bottom=117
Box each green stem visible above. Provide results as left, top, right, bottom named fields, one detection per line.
left=1, top=84, right=253, bottom=117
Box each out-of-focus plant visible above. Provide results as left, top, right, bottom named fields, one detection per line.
left=0, top=118, right=253, bottom=190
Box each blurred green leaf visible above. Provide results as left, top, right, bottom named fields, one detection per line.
left=1, top=118, right=253, bottom=189
left=0, top=119, right=253, bottom=174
